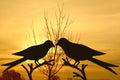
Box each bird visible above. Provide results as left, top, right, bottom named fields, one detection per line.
left=56, top=38, right=118, bottom=74
left=2, top=40, right=54, bottom=72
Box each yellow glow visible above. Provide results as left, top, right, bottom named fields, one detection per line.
left=25, top=59, right=45, bottom=64
left=0, top=0, right=120, bottom=80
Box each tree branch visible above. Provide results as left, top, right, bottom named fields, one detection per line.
left=62, top=58, right=88, bottom=80
left=21, top=60, right=54, bottom=80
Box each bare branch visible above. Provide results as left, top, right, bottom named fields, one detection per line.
left=21, top=60, right=54, bottom=80
left=44, top=12, right=52, bottom=40
left=62, top=58, right=88, bottom=80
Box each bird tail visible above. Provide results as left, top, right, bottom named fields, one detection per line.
left=88, top=57, right=118, bottom=75
left=2, top=58, right=27, bottom=72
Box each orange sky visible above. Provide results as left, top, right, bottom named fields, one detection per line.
left=0, top=0, right=120, bottom=80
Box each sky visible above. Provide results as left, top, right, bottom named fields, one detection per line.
left=0, top=0, right=120, bottom=80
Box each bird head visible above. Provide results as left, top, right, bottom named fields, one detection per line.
left=45, top=40, right=55, bottom=47
left=56, top=38, right=68, bottom=46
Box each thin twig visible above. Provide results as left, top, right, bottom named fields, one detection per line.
left=21, top=60, right=54, bottom=80
left=62, top=58, right=88, bottom=80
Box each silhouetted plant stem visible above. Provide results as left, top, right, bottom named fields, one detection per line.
left=22, top=64, right=33, bottom=80
left=43, top=6, right=72, bottom=80
left=21, top=60, right=54, bottom=80
left=62, top=58, right=88, bottom=80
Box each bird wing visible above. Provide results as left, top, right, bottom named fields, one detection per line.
left=77, top=44, right=106, bottom=56
left=13, top=46, right=33, bottom=56
left=13, top=44, right=46, bottom=57
left=66, top=43, right=105, bottom=57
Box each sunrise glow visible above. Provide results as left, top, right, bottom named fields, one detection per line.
left=0, top=0, right=120, bottom=80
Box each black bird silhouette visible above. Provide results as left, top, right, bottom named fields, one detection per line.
left=2, top=40, right=54, bottom=72
left=57, top=38, right=118, bottom=74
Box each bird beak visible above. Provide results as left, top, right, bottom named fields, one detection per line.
left=52, top=44, right=55, bottom=47
left=56, top=42, right=59, bottom=46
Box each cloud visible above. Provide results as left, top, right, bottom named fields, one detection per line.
left=0, top=58, right=18, bottom=61
left=0, top=39, right=19, bottom=54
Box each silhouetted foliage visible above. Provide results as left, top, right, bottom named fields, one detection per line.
left=0, top=70, right=25, bottom=80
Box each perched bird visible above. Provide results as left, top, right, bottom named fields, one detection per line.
left=57, top=38, right=118, bottom=74
left=2, top=40, right=54, bottom=72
